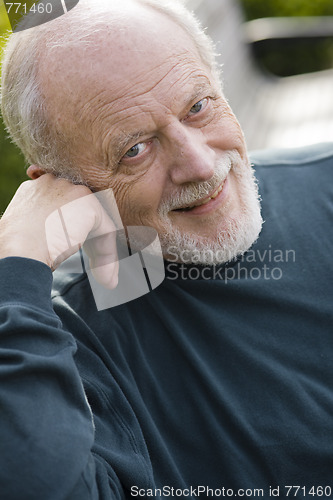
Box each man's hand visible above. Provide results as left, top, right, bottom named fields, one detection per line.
left=0, top=173, right=119, bottom=289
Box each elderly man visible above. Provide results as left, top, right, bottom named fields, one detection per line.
left=0, top=0, right=332, bottom=498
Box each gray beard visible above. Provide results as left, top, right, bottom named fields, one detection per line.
left=158, top=151, right=263, bottom=266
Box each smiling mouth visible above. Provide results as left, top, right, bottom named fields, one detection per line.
left=173, top=179, right=226, bottom=212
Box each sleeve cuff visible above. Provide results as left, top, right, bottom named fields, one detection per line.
left=0, top=257, right=54, bottom=314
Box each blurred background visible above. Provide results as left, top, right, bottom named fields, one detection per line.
left=186, top=0, right=333, bottom=151
left=1, top=0, right=333, bottom=214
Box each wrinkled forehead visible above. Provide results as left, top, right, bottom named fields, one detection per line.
left=38, top=3, right=206, bottom=123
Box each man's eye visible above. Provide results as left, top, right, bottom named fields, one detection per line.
left=188, top=98, right=209, bottom=115
left=124, top=142, right=147, bottom=159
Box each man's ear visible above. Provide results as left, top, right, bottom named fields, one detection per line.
left=27, top=165, right=47, bottom=180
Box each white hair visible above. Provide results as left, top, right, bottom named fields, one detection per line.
left=0, top=0, right=220, bottom=179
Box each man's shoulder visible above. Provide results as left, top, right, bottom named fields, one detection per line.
left=250, top=142, right=333, bottom=264
left=249, top=142, right=333, bottom=168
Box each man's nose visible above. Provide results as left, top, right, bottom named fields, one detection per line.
left=167, top=125, right=215, bottom=185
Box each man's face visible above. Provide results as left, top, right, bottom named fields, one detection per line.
left=42, top=4, right=262, bottom=264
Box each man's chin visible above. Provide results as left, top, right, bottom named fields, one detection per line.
left=161, top=207, right=263, bottom=266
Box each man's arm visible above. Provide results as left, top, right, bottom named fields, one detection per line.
left=0, top=257, right=102, bottom=498
left=0, top=175, right=119, bottom=499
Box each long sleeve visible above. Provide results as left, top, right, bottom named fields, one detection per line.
left=0, top=257, right=101, bottom=499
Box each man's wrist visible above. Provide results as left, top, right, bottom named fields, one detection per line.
left=0, top=235, right=51, bottom=267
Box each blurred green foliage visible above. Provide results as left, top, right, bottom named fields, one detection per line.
left=241, top=0, right=333, bottom=19
left=254, top=39, right=333, bottom=77
left=0, top=117, right=27, bottom=217
left=1, top=0, right=333, bottom=214
left=240, top=0, right=333, bottom=76
left=0, top=118, right=26, bottom=215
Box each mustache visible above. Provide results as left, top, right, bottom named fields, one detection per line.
left=158, top=152, right=238, bottom=215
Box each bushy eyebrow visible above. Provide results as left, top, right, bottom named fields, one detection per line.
left=107, top=79, right=217, bottom=166
left=184, top=81, right=215, bottom=106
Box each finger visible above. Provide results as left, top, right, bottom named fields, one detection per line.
left=45, top=191, right=119, bottom=289
left=84, top=209, right=119, bottom=289
left=87, top=251, right=119, bottom=290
